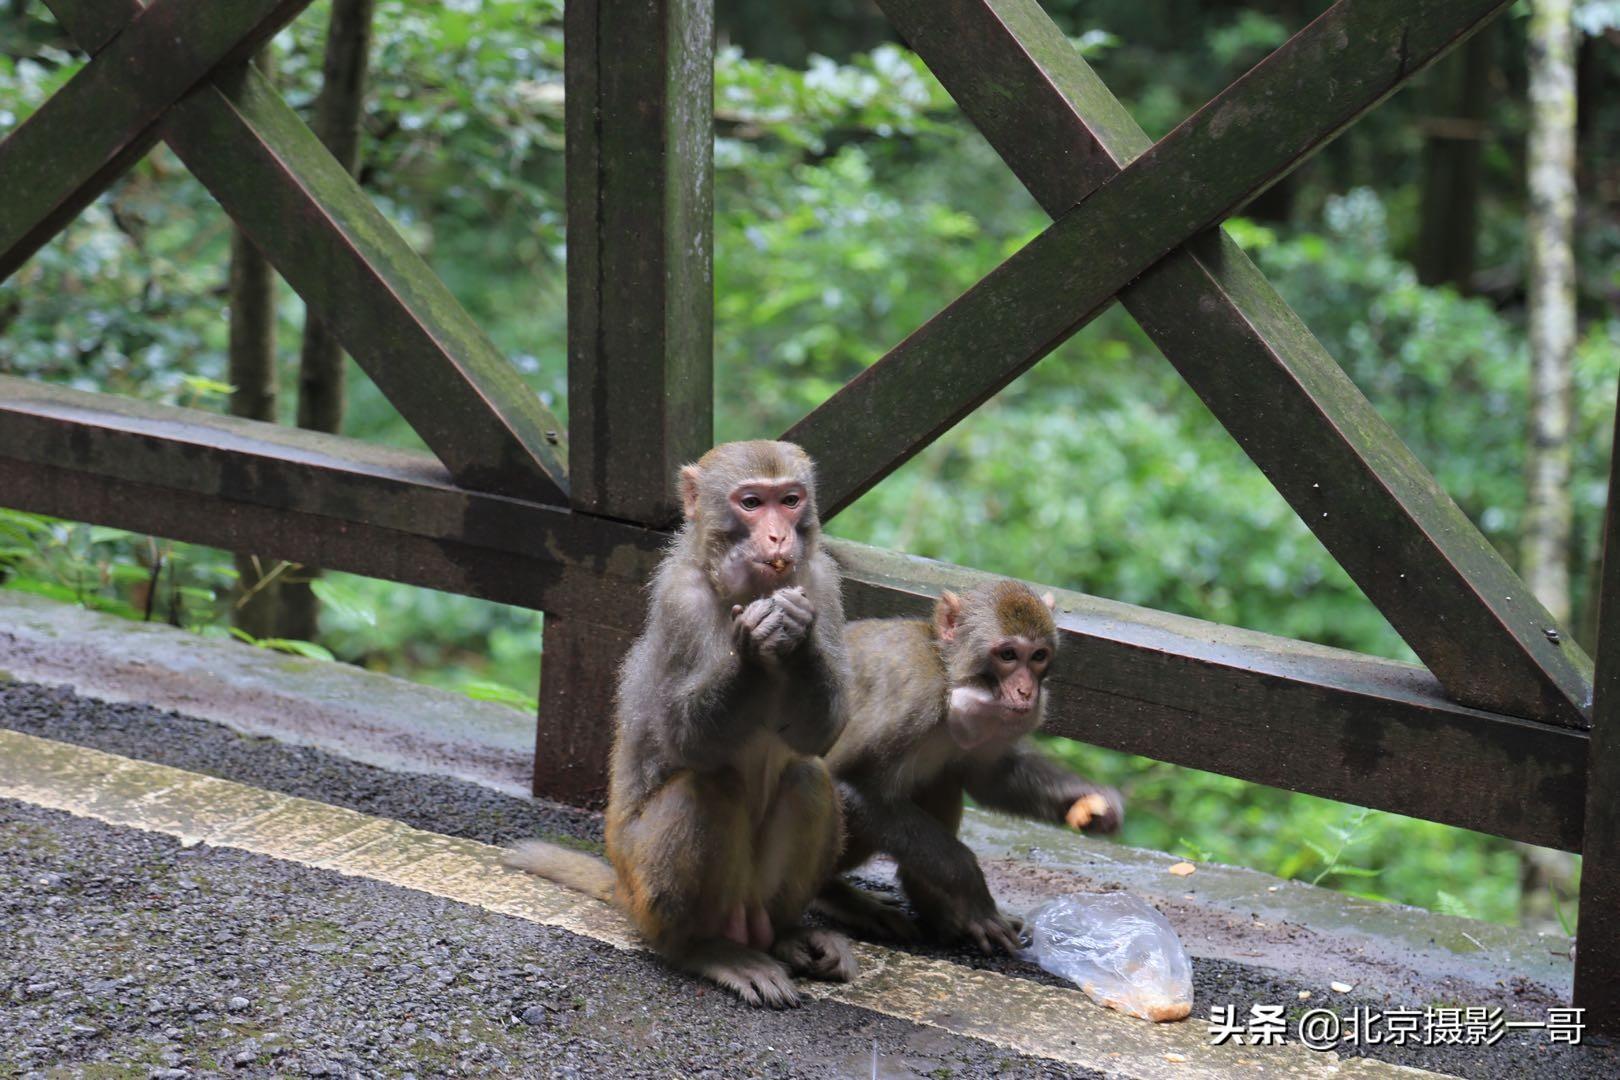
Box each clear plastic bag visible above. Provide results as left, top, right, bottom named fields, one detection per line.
left=1023, top=893, right=1193, bottom=1022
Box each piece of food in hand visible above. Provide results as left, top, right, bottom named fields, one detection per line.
left=1065, top=792, right=1113, bottom=829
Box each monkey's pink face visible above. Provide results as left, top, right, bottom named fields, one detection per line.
left=986, top=636, right=1051, bottom=715
left=946, top=635, right=1051, bottom=750
left=730, top=479, right=808, bottom=579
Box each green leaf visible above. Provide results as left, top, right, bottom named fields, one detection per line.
left=0, top=509, right=56, bottom=535
left=5, top=578, right=78, bottom=603
left=1320, top=865, right=1382, bottom=879
left=256, top=638, right=336, bottom=663
left=1435, top=890, right=1476, bottom=919
left=179, top=374, right=236, bottom=398
left=460, top=679, right=538, bottom=713
left=311, top=578, right=378, bottom=627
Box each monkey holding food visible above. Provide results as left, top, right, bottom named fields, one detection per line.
left=816, top=580, right=1124, bottom=955
left=506, top=440, right=857, bottom=1008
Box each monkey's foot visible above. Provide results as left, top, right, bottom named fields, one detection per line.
left=946, top=910, right=1026, bottom=956
left=772, top=927, right=858, bottom=983
left=674, top=939, right=801, bottom=1009
left=813, top=879, right=919, bottom=943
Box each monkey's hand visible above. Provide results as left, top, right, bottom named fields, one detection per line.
left=1062, top=784, right=1125, bottom=833
left=732, top=586, right=816, bottom=660
left=956, top=909, right=1026, bottom=957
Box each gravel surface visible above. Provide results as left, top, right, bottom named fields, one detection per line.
left=3, top=678, right=1618, bottom=1078
left=0, top=798, right=1096, bottom=1079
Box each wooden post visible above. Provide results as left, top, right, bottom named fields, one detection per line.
left=563, top=0, right=713, bottom=523
left=535, top=616, right=631, bottom=809
left=536, top=0, right=714, bottom=802
left=1574, top=387, right=1620, bottom=1036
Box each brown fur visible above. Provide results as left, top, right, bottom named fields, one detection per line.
left=936, top=581, right=1057, bottom=685
left=817, top=579, right=1122, bottom=954
left=989, top=580, right=1057, bottom=641
left=508, top=441, right=855, bottom=1007
left=503, top=841, right=615, bottom=902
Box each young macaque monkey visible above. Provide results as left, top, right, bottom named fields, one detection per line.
left=817, top=580, right=1124, bottom=955
left=506, top=440, right=856, bottom=1008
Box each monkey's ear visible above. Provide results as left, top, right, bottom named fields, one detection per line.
left=934, top=590, right=962, bottom=643
left=1041, top=591, right=1056, bottom=611
left=678, top=465, right=703, bottom=522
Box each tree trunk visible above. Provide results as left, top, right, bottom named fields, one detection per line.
left=276, top=0, right=376, bottom=643
left=228, top=49, right=282, bottom=640
left=1414, top=27, right=1493, bottom=291
left=1523, top=0, right=1578, bottom=629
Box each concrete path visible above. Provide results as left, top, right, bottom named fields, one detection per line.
left=3, top=591, right=1616, bottom=1078
left=2, top=726, right=1434, bottom=1079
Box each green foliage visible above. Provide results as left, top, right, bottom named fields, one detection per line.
left=309, top=578, right=377, bottom=628
left=1435, top=890, right=1478, bottom=920
left=229, top=627, right=338, bottom=663
left=1037, top=738, right=1530, bottom=925
left=311, top=573, right=542, bottom=704
left=0, top=510, right=236, bottom=627
left=1302, top=809, right=1382, bottom=890
left=459, top=679, right=540, bottom=714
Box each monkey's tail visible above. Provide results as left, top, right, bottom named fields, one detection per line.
left=502, top=840, right=617, bottom=903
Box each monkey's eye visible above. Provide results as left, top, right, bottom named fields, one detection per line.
left=740, top=495, right=762, bottom=511
left=1032, top=649, right=1048, bottom=663
left=999, top=648, right=1016, bottom=662
left=782, top=494, right=801, bottom=508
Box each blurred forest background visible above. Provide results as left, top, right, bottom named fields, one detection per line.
left=3, top=0, right=1619, bottom=933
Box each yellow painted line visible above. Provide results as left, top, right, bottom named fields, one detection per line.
left=0, top=729, right=1449, bottom=1079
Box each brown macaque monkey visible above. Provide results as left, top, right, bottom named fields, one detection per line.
left=506, top=440, right=856, bottom=1008
left=816, top=580, right=1124, bottom=955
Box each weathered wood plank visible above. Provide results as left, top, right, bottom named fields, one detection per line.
left=791, top=0, right=1511, bottom=515
left=565, top=0, right=714, bottom=525
left=0, top=378, right=659, bottom=628
left=0, top=0, right=310, bottom=280
left=41, top=0, right=133, bottom=52
left=876, top=0, right=1151, bottom=214
left=828, top=541, right=1586, bottom=852
left=1573, top=395, right=1620, bottom=1031
left=861, top=0, right=1590, bottom=728
left=0, top=377, right=1583, bottom=845
left=34, top=0, right=569, bottom=505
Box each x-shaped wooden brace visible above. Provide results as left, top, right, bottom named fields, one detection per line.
left=0, top=0, right=569, bottom=504
left=784, top=0, right=1592, bottom=728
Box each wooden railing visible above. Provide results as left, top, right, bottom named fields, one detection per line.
left=1, top=0, right=1615, bottom=1028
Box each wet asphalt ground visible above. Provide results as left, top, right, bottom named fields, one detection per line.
left=1, top=798, right=1094, bottom=1079
left=3, top=679, right=1618, bottom=1078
